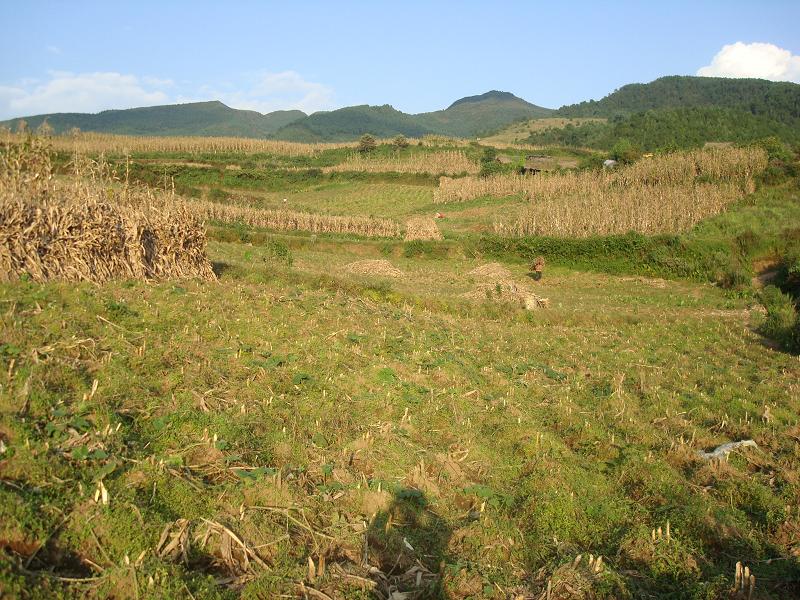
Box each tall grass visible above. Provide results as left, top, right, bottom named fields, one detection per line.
left=323, top=150, right=478, bottom=175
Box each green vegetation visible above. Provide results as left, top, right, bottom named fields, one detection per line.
left=558, top=75, right=800, bottom=123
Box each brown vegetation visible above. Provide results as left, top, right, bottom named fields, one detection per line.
left=435, top=147, right=768, bottom=236
left=343, top=259, right=404, bottom=278
left=0, top=136, right=214, bottom=283
left=323, top=150, right=479, bottom=175
left=404, top=216, right=443, bottom=241
left=8, top=131, right=362, bottom=156
left=196, top=201, right=401, bottom=238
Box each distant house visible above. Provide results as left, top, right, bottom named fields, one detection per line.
left=521, top=155, right=557, bottom=175
left=603, top=159, right=618, bottom=169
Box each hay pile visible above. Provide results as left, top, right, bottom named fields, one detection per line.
left=343, top=259, right=404, bottom=278
left=404, top=216, right=443, bottom=241
left=465, top=262, right=549, bottom=309
left=0, top=136, right=215, bottom=283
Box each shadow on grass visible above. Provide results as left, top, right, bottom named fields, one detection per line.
left=367, top=487, right=452, bottom=599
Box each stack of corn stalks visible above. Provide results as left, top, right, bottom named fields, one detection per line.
left=0, top=135, right=215, bottom=283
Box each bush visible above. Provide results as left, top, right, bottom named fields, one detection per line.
left=759, top=285, right=799, bottom=351
left=263, top=238, right=293, bottom=267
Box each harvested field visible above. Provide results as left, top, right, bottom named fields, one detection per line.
left=467, top=262, right=513, bottom=280
left=0, top=137, right=214, bottom=283
left=404, top=216, right=443, bottom=241
left=343, top=259, right=404, bottom=278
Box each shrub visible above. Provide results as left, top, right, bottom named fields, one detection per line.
left=759, top=285, right=799, bottom=351
left=263, top=238, right=293, bottom=267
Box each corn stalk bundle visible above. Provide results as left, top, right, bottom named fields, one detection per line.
left=0, top=136, right=215, bottom=283
left=404, top=216, right=443, bottom=241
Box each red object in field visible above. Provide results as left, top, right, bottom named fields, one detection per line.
left=435, top=212, right=445, bottom=219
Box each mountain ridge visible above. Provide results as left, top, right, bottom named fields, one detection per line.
left=0, top=91, right=552, bottom=142
left=3, top=76, right=799, bottom=142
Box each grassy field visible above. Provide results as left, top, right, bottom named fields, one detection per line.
left=2, top=134, right=800, bottom=599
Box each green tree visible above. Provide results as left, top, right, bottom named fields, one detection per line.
left=358, top=134, right=377, bottom=154
left=610, top=138, right=641, bottom=164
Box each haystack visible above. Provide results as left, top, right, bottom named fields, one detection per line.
left=343, top=259, right=404, bottom=278
left=404, top=216, right=442, bottom=241
left=465, top=262, right=548, bottom=309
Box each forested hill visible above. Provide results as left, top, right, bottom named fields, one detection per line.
left=558, top=76, right=800, bottom=124
left=271, top=91, right=553, bottom=141
left=0, top=101, right=307, bottom=137
left=524, top=106, right=800, bottom=150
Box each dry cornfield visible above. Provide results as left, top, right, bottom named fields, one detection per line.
left=323, top=150, right=479, bottom=175
left=434, top=147, right=768, bottom=236
left=435, top=147, right=767, bottom=204
left=4, top=132, right=363, bottom=157
left=192, top=200, right=401, bottom=238
left=494, top=182, right=746, bottom=237
left=0, top=137, right=215, bottom=283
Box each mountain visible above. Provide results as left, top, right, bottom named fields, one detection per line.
left=271, top=91, right=553, bottom=141
left=1, top=91, right=553, bottom=141
left=0, top=101, right=307, bottom=137
left=557, top=76, right=800, bottom=124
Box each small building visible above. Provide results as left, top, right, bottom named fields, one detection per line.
left=521, top=155, right=557, bottom=175
left=704, top=142, right=733, bottom=150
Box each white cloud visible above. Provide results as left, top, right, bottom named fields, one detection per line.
left=45, top=45, right=61, bottom=55
left=0, top=71, right=169, bottom=119
left=697, top=42, right=800, bottom=83
left=207, top=71, right=334, bottom=114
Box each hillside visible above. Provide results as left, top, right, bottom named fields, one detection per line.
left=272, top=91, right=553, bottom=141
left=0, top=101, right=307, bottom=137
left=558, top=75, right=800, bottom=123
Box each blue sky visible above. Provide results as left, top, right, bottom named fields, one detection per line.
left=1, top=0, right=798, bottom=119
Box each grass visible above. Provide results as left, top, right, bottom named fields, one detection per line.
left=481, top=117, right=608, bottom=146
left=2, top=237, right=799, bottom=598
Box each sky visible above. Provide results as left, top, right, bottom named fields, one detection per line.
left=0, top=0, right=799, bottom=120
